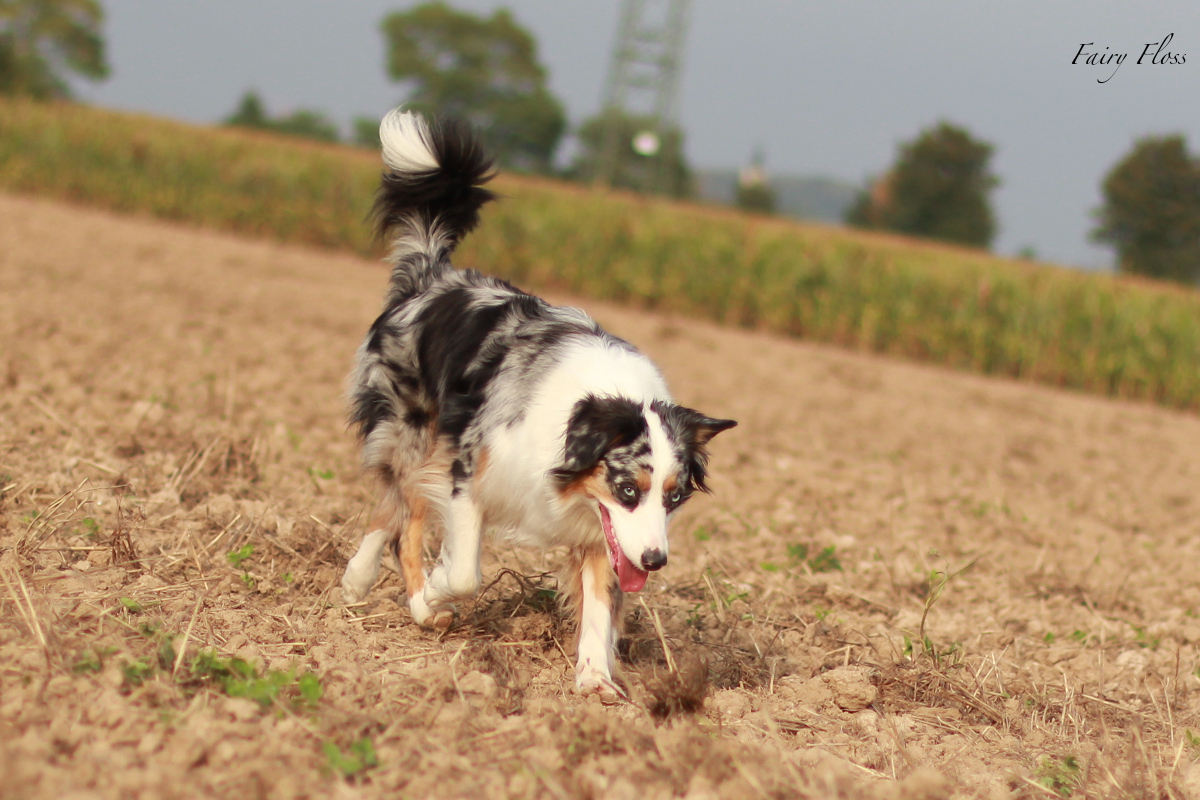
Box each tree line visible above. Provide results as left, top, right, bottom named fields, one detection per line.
left=1, top=0, right=1197, bottom=285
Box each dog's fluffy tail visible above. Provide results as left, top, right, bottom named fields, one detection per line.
left=372, top=108, right=496, bottom=303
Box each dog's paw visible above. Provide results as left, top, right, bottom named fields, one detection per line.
left=340, top=567, right=373, bottom=605
left=574, top=665, right=625, bottom=704
left=407, top=590, right=454, bottom=630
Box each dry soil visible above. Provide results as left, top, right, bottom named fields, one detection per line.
left=3, top=193, right=1200, bottom=799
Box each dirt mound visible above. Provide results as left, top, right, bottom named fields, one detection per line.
left=3, top=193, right=1200, bottom=798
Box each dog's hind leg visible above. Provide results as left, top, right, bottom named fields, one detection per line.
left=566, top=547, right=625, bottom=701
left=341, top=491, right=403, bottom=604
left=400, top=492, right=452, bottom=630
left=421, top=493, right=483, bottom=625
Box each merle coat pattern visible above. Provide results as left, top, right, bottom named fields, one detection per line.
left=340, top=109, right=735, bottom=698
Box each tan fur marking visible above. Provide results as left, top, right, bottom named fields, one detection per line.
left=558, top=463, right=613, bottom=503
left=563, top=546, right=622, bottom=652
left=369, top=504, right=396, bottom=533
left=399, top=492, right=427, bottom=597
left=581, top=548, right=622, bottom=630
left=472, top=446, right=490, bottom=492
left=663, top=472, right=680, bottom=494
left=636, top=469, right=651, bottom=494
left=562, top=548, right=587, bottom=647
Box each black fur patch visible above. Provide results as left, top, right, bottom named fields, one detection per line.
left=413, top=288, right=547, bottom=445
left=651, top=401, right=737, bottom=493
left=551, top=395, right=648, bottom=488
left=371, top=116, right=497, bottom=249
left=349, top=386, right=396, bottom=440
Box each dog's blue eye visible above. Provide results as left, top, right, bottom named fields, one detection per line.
left=621, top=484, right=636, bottom=498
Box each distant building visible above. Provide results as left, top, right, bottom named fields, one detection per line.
left=736, top=148, right=775, bottom=213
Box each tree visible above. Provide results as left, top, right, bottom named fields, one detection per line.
left=224, top=91, right=340, bottom=143
left=352, top=116, right=381, bottom=149
left=1093, top=135, right=1200, bottom=284
left=0, top=0, right=108, bottom=100
left=380, top=2, right=565, bottom=173
left=567, top=109, right=692, bottom=198
left=847, top=121, right=998, bottom=248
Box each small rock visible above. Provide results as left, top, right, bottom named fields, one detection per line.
left=1114, top=649, right=1147, bottom=673
left=222, top=696, right=261, bottom=722
left=684, top=775, right=721, bottom=800
left=1184, top=761, right=1200, bottom=800
left=212, top=739, right=239, bottom=765
left=898, top=766, right=951, bottom=800
left=710, top=689, right=751, bottom=719
left=457, top=669, right=498, bottom=701
left=822, top=666, right=877, bottom=712
left=792, top=675, right=834, bottom=707
left=136, top=731, right=163, bottom=756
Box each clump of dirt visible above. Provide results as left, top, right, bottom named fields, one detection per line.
left=643, top=650, right=710, bottom=719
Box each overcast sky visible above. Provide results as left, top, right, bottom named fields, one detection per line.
left=76, top=1, right=1200, bottom=270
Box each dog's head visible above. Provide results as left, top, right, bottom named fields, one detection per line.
left=552, top=395, right=736, bottom=591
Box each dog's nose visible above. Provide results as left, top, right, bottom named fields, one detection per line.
left=640, top=548, right=667, bottom=571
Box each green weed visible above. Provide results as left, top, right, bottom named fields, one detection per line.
left=121, top=658, right=155, bottom=689
left=787, top=543, right=843, bottom=573
left=118, top=597, right=144, bottom=614
left=909, top=555, right=977, bottom=667
left=71, top=646, right=115, bottom=674
left=156, top=635, right=177, bottom=670
left=1132, top=625, right=1160, bottom=650
left=189, top=650, right=322, bottom=709
left=226, top=543, right=254, bottom=568
left=1034, top=754, right=1081, bottom=797
left=298, top=672, right=324, bottom=706
left=324, top=737, right=378, bottom=779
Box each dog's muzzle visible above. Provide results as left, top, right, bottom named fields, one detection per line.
left=640, top=548, right=668, bottom=572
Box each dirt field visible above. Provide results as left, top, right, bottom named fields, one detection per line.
left=3, top=192, right=1200, bottom=799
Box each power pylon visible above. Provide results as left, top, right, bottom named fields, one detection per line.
left=596, top=0, right=691, bottom=194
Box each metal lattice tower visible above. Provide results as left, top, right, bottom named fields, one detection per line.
left=596, top=0, right=691, bottom=194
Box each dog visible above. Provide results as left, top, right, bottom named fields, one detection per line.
left=340, top=108, right=736, bottom=698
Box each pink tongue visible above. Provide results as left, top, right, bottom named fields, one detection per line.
left=615, top=545, right=649, bottom=593
left=600, top=506, right=648, bottom=592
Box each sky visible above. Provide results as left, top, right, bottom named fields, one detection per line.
left=74, top=1, right=1200, bottom=271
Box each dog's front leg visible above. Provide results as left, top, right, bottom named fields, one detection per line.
left=420, top=493, right=483, bottom=627
left=574, top=549, right=624, bottom=701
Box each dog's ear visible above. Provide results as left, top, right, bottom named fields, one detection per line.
left=675, top=407, right=737, bottom=447
left=655, top=403, right=736, bottom=493
left=551, top=395, right=647, bottom=488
